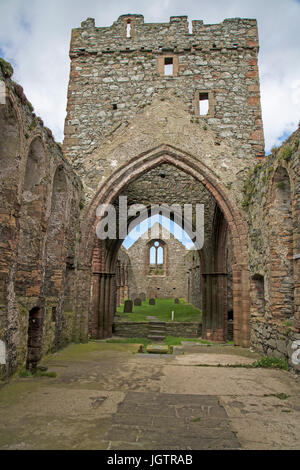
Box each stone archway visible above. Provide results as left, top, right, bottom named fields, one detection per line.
left=76, top=145, right=250, bottom=347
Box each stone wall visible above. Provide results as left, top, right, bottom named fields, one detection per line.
left=3, top=13, right=300, bottom=375
left=116, top=247, right=130, bottom=306
left=113, top=321, right=201, bottom=338
left=0, top=59, right=82, bottom=378
left=250, top=318, right=300, bottom=370
left=68, top=14, right=260, bottom=348
left=185, top=251, right=202, bottom=309
left=64, top=14, right=264, bottom=183
left=245, top=126, right=300, bottom=369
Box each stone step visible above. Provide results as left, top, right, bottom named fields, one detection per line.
left=147, top=335, right=166, bottom=341
left=149, top=322, right=166, bottom=326
left=149, top=324, right=166, bottom=328
left=148, top=330, right=166, bottom=335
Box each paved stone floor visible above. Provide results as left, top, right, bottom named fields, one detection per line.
left=0, top=341, right=299, bottom=450
left=108, top=392, right=239, bottom=450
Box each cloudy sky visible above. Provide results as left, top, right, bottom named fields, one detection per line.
left=0, top=0, right=299, bottom=153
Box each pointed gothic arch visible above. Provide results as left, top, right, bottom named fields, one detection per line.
left=75, top=144, right=250, bottom=347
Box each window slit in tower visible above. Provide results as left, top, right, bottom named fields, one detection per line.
left=126, top=21, right=131, bottom=38
left=199, top=93, right=209, bottom=115
left=164, top=57, right=173, bottom=76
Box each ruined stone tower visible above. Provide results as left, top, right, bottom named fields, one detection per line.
left=61, top=14, right=266, bottom=347
left=64, top=14, right=264, bottom=179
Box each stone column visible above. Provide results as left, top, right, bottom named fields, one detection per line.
left=108, top=274, right=115, bottom=337
left=233, top=265, right=250, bottom=347
left=98, top=274, right=106, bottom=338
left=294, top=258, right=300, bottom=330
left=104, top=274, right=111, bottom=338
left=92, top=273, right=100, bottom=337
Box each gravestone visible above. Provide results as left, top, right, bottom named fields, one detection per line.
left=134, top=298, right=142, bottom=306
left=147, top=344, right=168, bottom=354
left=139, top=292, right=146, bottom=301
left=174, top=298, right=179, bottom=304
left=131, top=293, right=137, bottom=301
left=149, top=298, right=156, bottom=305
left=124, top=300, right=133, bottom=313
left=0, top=340, right=6, bottom=365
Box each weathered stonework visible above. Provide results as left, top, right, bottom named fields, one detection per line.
left=71, top=15, right=260, bottom=349
left=0, top=61, right=82, bottom=377
left=1, top=13, right=300, bottom=377
left=113, top=321, right=201, bottom=338
left=185, top=251, right=202, bottom=309
left=244, top=126, right=300, bottom=367
left=118, top=223, right=187, bottom=300
left=64, top=14, right=264, bottom=179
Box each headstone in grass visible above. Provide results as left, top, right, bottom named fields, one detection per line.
left=174, top=298, right=179, bottom=304
left=124, top=300, right=133, bottom=313
left=139, top=292, right=146, bottom=301
left=147, top=344, right=168, bottom=354
left=149, top=298, right=156, bottom=305
left=134, top=298, right=142, bottom=306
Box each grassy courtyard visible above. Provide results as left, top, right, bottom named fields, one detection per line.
left=116, top=297, right=202, bottom=323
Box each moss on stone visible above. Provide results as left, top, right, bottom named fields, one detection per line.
left=29, top=121, right=37, bottom=132
left=27, top=101, right=34, bottom=112
left=280, top=145, right=293, bottom=162
left=0, top=57, right=14, bottom=78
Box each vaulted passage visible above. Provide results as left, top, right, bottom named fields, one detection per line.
left=82, top=150, right=249, bottom=346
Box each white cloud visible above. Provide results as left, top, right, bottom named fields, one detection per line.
left=0, top=0, right=299, bottom=151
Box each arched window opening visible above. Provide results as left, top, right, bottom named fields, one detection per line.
left=149, top=240, right=165, bottom=275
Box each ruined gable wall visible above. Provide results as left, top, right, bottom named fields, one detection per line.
left=124, top=223, right=187, bottom=299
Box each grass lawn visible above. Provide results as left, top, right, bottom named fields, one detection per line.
left=116, top=297, right=202, bottom=323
